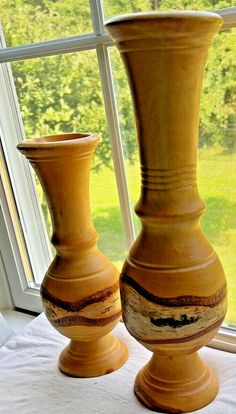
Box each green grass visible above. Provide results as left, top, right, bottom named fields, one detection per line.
left=90, top=147, right=236, bottom=326
left=198, top=151, right=236, bottom=326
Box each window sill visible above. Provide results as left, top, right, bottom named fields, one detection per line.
left=2, top=309, right=35, bottom=334
left=209, top=326, right=236, bottom=353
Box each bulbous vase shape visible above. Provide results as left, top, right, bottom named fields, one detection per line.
left=17, top=132, right=128, bottom=377
left=106, top=11, right=227, bottom=412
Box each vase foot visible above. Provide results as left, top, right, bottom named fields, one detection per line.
left=58, top=333, right=128, bottom=377
left=134, top=352, right=218, bottom=413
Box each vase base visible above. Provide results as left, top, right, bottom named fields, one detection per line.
left=134, top=352, right=218, bottom=413
left=58, top=333, right=128, bottom=377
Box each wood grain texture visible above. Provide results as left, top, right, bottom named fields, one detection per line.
left=17, top=132, right=128, bottom=377
left=41, top=283, right=121, bottom=328
left=121, top=275, right=227, bottom=345
left=106, top=11, right=226, bottom=413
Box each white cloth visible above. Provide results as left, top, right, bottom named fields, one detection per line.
left=0, top=313, right=235, bottom=414
left=0, top=312, right=14, bottom=347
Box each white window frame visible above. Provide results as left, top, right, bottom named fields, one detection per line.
left=0, top=0, right=135, bottom=313
left=0, top=2, right=235, bottom=348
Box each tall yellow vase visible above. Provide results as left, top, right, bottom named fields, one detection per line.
left=106, top=11, right=227, bottom=412
left=17, top=132, right=128, bottom=377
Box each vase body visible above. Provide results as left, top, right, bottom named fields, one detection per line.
left=106, top=11, right=227, bottom=413
left=17, top=132, right=128, bottom=377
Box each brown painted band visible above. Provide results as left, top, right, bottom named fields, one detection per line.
left=49, top=310, right=122, bottom=328
left=41, top=282, right=119, bottom=312
left=139, top=316, right=224, bottom=345
left=121, top=273, right=226, bottom=308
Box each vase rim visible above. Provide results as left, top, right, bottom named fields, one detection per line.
left=105, top=10, right=222, bottom=26
left=17, top=132, right=99, bottom=150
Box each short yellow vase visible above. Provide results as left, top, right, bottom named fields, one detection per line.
left=17, top=132, right=128, bottom=377
left=106, top=11, right=227, bottom=413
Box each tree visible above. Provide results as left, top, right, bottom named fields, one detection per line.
left=108, top=0, right=236, bottom=152
left=1, top=0, right=235, bottom=162
left=1, top=0, right=235, bottom=235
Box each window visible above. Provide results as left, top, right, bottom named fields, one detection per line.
left=0, top=1, right=235, bottom=350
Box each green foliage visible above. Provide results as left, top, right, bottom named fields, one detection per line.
left=12, top=51, right=112, bottom=170
left=105, top=0, right=236, bottom=154
left=0, top=0, right=115, bottom=171
left=103, top=0, right=234, bottom=16
left=200, top=29, right=236, bottom=149
left=1, top=0, right=235, bottom=166
left=0, top=0, right=92, bottom=45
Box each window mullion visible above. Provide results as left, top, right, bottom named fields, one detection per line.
left=0, top=29, right=112, bottom=64
left=215, top=7, right=236, bottom=29
left=96, top=44, right=136, bottom=250
left=88, top=0, right=135, bottom=249
left=90, top=0, right=136, bottom=250
left=89, top=0, right=105, bottom=36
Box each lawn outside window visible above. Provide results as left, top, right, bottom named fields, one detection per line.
left=0, top=1, right=235, bottom=351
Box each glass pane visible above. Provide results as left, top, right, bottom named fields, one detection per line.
left=199, top=28, right=236, bottom=327
left=110, top=24, right=236, bottom=328
left=1, top=0, right=93, bottom=46
left=103, top=0, right=234, bottom=19
left=90, top=169, right=127, bottom=272
left=11, top=49, right=126, bottom=283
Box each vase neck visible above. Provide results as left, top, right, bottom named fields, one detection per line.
left=46, top=154, right=97, bottom=256
left=106, top=12, right=222, bottom=220
left=18, top=134, right=98, bottom=257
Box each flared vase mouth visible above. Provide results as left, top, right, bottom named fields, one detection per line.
left=105, top=10, right=223, bottom=43
left=17, top=132, right=99, bottom=160
left=105, top=10, right=223, bottom=25
left=17, top=132, right=99, bottom=149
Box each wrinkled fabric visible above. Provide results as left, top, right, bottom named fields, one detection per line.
left=0, top=313, right=235, bottom=414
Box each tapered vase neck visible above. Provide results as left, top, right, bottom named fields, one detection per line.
left=17, top=133, right=99, bottom=256
left=106, top=11, right=222, bottom=220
